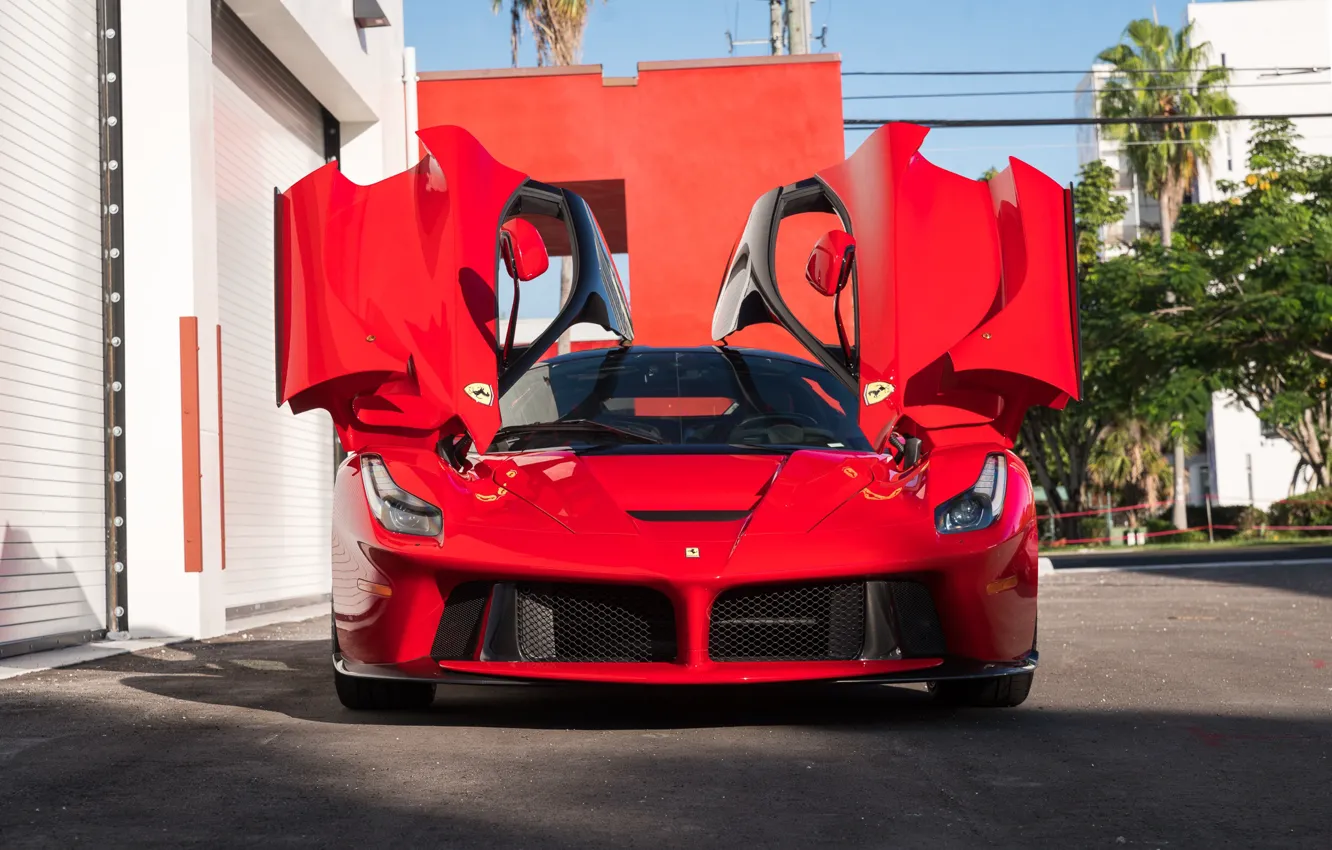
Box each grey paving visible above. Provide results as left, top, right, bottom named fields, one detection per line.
left=1, top=563, right=1329, bottom=848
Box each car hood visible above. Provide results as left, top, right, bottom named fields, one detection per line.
left=474, top=450, right=896, bottom=536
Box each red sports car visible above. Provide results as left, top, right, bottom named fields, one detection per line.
left=275, top=123, right=1080, bottom=710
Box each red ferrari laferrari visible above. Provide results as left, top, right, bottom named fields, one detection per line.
left=275, top=123, right=1080, bottom=710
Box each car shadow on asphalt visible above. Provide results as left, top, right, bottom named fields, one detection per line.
left=85, top=635, right=992, bottom=731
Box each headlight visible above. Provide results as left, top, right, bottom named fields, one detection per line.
left=359, top=454, right=443, bottom=538
left=935, top=453, right=1008, bottom=534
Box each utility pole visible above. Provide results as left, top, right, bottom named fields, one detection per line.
left=769, top=0, right=785, bottom=55
left=785, top=0, right=811, bottom=55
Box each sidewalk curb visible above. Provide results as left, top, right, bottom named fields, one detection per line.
left=0, top=636, right=191, bottom=681
left=1038, top=557, right=1055, bottom=575
left=0, top=604, right=332, bottom=681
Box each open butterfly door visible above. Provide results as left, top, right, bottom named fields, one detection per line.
left=275, top=125, right=633, bottom=453
left=713, top=122, right=1080, bottom=452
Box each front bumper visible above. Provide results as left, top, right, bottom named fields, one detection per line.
left=334, top=652, right=1038, bottom=687
left=331, top=452, right=1042, bottom=687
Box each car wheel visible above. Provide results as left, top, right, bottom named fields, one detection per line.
left=333, top=666, right=436, bottom=711
left=929, top=672, right=1033, bottom=708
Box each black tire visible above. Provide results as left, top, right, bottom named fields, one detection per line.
left=333, top=666, right=436, bottom=710
left=929, top=671, right=1033, bottom=707
left=331, top=616, right=436, bottom=710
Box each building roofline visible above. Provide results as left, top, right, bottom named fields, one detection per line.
left=417, top=54, right=841, bottom=86
left=638, top=54, right=840, bottom=72
left=418, top=65, right=602, bottom=82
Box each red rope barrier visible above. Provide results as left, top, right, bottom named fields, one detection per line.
left=1046, top=523, right=1332, bottom=546
left=1036, top=500, right=1174, bottom=521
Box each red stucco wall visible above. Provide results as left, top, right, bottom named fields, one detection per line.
left=416, top=56, right=846, bottom=355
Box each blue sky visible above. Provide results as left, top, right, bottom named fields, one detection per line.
left=404, top=0, right=1213, bottom=184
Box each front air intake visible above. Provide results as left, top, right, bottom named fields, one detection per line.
left=515, top=583, right=677, bottom=662
left=709, top=581, right=866, bottom=661
left=431, top=582, right=491, bottom=661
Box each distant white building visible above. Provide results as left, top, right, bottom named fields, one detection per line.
left=1076, top=0, right=1332, bottom=507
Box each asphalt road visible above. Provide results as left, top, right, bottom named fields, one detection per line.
left=2, top=563, right=1329, bottom=849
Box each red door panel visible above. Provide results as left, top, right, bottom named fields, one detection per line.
left=713, top=122, right=1080, bottom=451
left=276, top=126, right=526, bottom=452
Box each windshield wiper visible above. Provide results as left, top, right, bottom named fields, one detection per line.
left=724, top=442, right=797, bottom=455
left=493, top=418, right=665, bottom=448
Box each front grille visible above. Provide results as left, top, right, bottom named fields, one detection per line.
left=887, top=581, right=947, bottom=657
left=515, top=583, right=676, bottom=662
left=431, top=582, right=491, bottom=660
left=709, top=581, right=865, bottom=661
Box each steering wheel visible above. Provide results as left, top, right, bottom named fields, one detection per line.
left=729, top=412, right=820, bottom=445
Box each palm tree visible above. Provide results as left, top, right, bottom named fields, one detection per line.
left=492, top=1, right=597, bottom=353
left=1097, top=19, right=1232, bottom=531
left=1097, top=19, right=1235, bottom=248
left=492, top=0, right=594, bottom=68
left=1088, top=419, right=1176, bottom=523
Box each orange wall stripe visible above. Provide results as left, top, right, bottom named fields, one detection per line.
left=180, top=317, right=203, bottom=573
left=216, top=324, right=227, bottom=571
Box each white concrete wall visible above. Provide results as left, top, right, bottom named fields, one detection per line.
left=226, top=0, right=409, bottom=182
left=1206, top=392, right=1315, bottom=508
left=122, top=0, right=225, bottom=639
left=1189, top=0, right=1332, bottom=200
left=120, top=0, right=406, bottom=638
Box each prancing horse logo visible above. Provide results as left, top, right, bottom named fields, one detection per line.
left=463, top=382, right=494, bottom=406
left=863, top=381, right=894, bottom=405
left=685, top=547, right=700, bottom=558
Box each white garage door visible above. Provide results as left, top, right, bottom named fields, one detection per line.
left=0, top=0, right=107, bottom=651
left=213, top=0, right=334, bottom=617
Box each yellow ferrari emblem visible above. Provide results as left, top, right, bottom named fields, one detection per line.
left=463, top=382, right=494, bottom=406
left=864, top=381, right=894, bottom=405
left=685, top=547, right=700, bottom=558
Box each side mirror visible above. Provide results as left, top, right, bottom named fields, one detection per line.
left=805, top=230, right=855, bottom=297
left=805, top=230, right=856, bottom=367
left=500, top=218, right=550, bottom=282
left=500, top=218, right=550, bottom=367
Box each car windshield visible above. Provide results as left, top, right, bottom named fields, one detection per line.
left=492, top=348, right=872, bottom=453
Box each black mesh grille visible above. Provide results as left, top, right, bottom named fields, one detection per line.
left=431, top=582, right=491, bottom=661
left=709, top=581, right=865, bottom=661
left=515, top=583, right=676, bottom=662
left=888, top=581, right=947, bottom=657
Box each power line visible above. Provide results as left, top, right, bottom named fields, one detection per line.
left=843, top=79, right=1332, bottom=101
left=843, top=112, right=1332, bottom=130
left=919, top=133, right=1332, bottom=153
left=842, top=66, right=1330, bottom=77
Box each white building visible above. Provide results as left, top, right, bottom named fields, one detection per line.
left=0, top=0, right=414, bottom=656
left=1076, top=0, right=1332, bottom=508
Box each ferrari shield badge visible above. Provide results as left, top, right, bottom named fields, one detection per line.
left=463, top=382, right=494, bottom=406
left=863, top=382, right=894, bottom=405
left=685, top=547, right=700, bottom=558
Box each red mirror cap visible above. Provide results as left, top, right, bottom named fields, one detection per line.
left=805, top=230, right=856, bottom=297
left=500, top=218, right=550, bottom=282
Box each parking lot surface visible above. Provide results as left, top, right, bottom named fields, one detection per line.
left=2, top=563, right=1329, bottom=848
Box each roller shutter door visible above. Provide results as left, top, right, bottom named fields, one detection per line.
left=212, top=0, right=333, bottom=617
left=0, top=1, right=107, bottom=651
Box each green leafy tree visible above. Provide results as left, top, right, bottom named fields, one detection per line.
left=1019, top=159, right=1210, bottom=539
left=1097, top=19, right=1235, bottom=248
left=1018, top=161, right=1125, bottom=537
left=1096, top=18, right=1233, bottom=528
left=1176, top=120, right=1332, bottom=489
